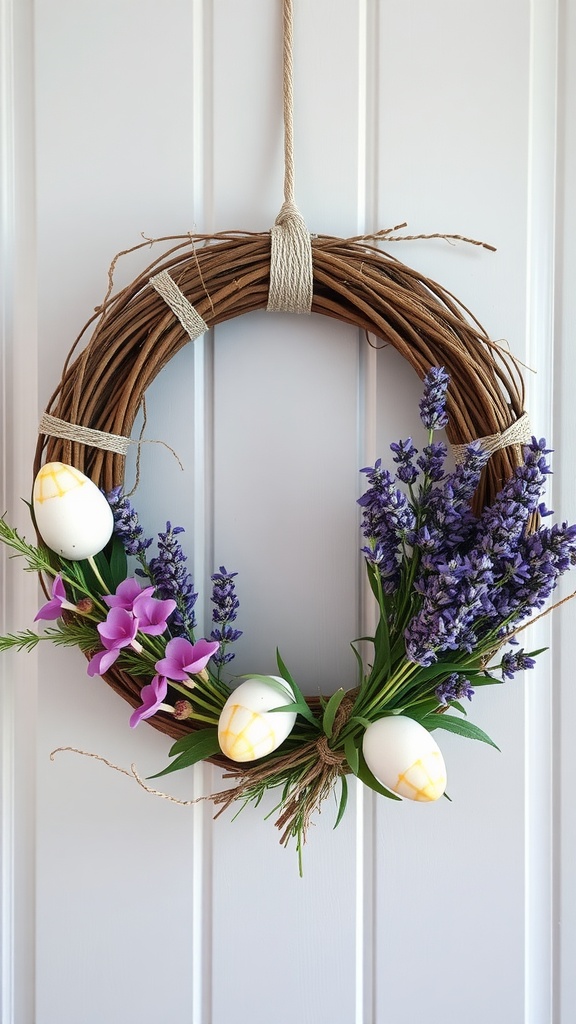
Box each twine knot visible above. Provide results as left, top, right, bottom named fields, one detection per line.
left=316, top=734, right=347, bottom=768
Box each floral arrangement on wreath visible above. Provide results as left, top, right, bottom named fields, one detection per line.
left=1, top=367, right=575, bottom=869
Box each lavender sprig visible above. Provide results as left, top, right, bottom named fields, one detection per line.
left=419, top=366, right=450, bottom=430
left=106, top=487, right=153, bottom=565
left=435, top=673, right=475, bottom=706
left=148, top=522, right=197, bottom=640
left=358, top=460, right=415, bottom=595
left=210, top=566, right=243, bottom=668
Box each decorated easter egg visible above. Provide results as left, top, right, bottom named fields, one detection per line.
left=218, top=676, right=297, bottom=762
left=362, top=715, right=447, bottom=801
left=33, top=462, right=114, bottom=561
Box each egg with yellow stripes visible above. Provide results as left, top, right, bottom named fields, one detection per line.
left=33, top=462, right=114, bottom=561
left=218, top=676, right=297, bottom=762
left=362, top=715, right=447, bottom=801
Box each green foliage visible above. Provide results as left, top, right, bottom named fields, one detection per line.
left=421, top=713, right=500, bottom=750
left=150, top=729, right=221, bottom=778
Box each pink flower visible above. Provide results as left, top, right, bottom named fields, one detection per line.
left=35, top=575, right=77, bottom=621
left=103, top=578, right=154, bottom=611
left=132, top=593, right=177, bottom=636
left=129, top=675, right=168, bottom=728
left=87, top=607, right=139, bottom=676
left=154, top=637, right=219, bottom=681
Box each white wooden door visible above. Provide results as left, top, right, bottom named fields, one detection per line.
left=2, top=1, right=576, bottom=1022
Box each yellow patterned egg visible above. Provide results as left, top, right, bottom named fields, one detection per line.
left=33, top=462, right=114, bottom=561
left=362, top=715, right=447, bottom=801
left=218, top=676, right=297, bottom=762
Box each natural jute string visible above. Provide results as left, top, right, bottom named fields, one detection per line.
left=149, top=270, right=209, bottom=339
left=39, top=412, right=184, bottom=470
left=267, top=0, right=313, bottom=314
left=451, top=411, right=532, bottom=463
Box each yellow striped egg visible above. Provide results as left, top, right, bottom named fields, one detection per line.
left=33, top=462, right=114, bottom=560
left=362, top=715, right=447, bottom=801
left=218, top=676, right=296, bottom=762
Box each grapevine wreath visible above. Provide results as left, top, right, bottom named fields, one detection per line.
left=2, top=0, right=576, bottom=868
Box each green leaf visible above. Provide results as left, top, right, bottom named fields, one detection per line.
left=450, top=700, right=467, bottom=716
left=276, top=648, right=297, bottom=689
left=333, top=775, right=348, bottom=829
left=402, top=698, right=442, bottom=722
left=353, top=751, right=402, bottom=801
left=421, top=713, right=500, bottom=751
left=349, top=641, right=366, bottom=686
left=323, top=688, right=347, bottom=739
left=412, top=660, right=484, bottom=683
left=151, top=729, right=220, bottom=777
left=168, top=728, right=216, bottom=758
left=79, top=550, right=114, bottom=594
left=240, top=674, right=294, bottom=699
left=471, top=674, right=504, bottom=686
left=108, top=535, right=128, bottom=589
left=371, top=612, right=391, bottom=679
left=349, top=715, right=374, bottom=730
left=344, top=734, right=360, bottom=775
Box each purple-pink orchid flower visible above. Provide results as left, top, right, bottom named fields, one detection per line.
left=131, top=594, right=177, bottom=635
left=87, top=607, right=140, bottom=676
left=86, top=579, right=176, bottom=679
left=103, top=577, right=155, bottom=610
left=155, top=636, right=219, bottom=681
left=103, top=577, right=176, bottom=635
left=35, top=575, right=77, bottom=621
left=129, top=675, right=168, bottom=728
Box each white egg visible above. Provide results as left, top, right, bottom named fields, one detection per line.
left=362, top=715, right=447, bottom=802
left=33, top=462, right=114, bottom=561
left=218, top=676, right=297, bottom=762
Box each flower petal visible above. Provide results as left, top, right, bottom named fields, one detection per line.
left=87, top=647, right=120, bottom=676
left=133, top=595, right=176, bottom=635
left=104, top=577, right=155, bottom=610
left=129, top=675, right=168, bottom=727
left=34, top=574, right=67, bottom=621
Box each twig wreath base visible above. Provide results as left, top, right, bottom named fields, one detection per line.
left=34, top=227, right=528, bottom=762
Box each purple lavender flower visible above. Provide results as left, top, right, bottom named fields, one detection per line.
left=129, top=675, right=168, bottom=728
left=419, top=366, right=450, bottom=431
left=418, top=442, right=490, bottom=557
left=500, top=648, right=537, bottom=679
left=358, top=461, right=415, bottom=594
left=390, top=438, right=419, bottom=485
left=405, top=550, right=494, bottom=665
left=148, top=522, right=197, bottom=639
left=417, top=441, right=448, bottom=482
left=106, top=487, right=153, bottom=558
left=475, top=437, right=551, bottom=557
left=491, top=520, right=576, bottom=627
left=435, top=673, right=475, bottom=706
left=210, top=567, right=243, bottom=666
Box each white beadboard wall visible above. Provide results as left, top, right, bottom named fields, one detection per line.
left=1, top=1, right=575, bottom=1022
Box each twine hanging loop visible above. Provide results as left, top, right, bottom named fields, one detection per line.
left=267, top=0, right=313, bottom=314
